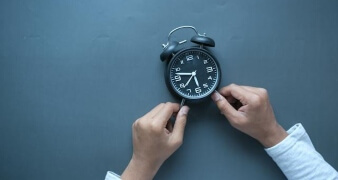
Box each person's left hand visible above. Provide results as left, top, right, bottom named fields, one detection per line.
left=121, top=102, right=190, bottom=180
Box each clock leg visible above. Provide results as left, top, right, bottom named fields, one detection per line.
left=180, top=98, right=186, bottom=109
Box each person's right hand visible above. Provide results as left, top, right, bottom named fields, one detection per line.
left=121, top=102, right=189, bottom=180
left=211, top=84, right=288, bottom=148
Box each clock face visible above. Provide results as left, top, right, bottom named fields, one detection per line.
left=167, top=47, right=221, bottom=100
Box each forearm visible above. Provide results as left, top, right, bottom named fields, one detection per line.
left=265, top=123, right=338, bottom=179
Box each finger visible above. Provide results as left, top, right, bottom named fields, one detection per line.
left=153, top=102, right=180, bottom=126
left=241, top=86, right=258, bottom=94
left=143, top=103, right=165, bottom=118
left=219, top=84, right=255, bottom=105
left=220, top=85, right=257, bottom=100
left=171, top=106, right=189, bottom=144
left=218, top=87, right=236, bottom=103
left=243, top=86, right=268, bottom=96
left=241, top=86, right=266, bottom=95
left=166, top=120, right=173, bottom=132
left=211, top=91, right=239, bottom=118
left=225, top=95, right=237, bottom=104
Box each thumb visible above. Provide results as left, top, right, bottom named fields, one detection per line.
left=211, top=91, right=239, bottom=120
left=171, top=106, right=189, bottom=145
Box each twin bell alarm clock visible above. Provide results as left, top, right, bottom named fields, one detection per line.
left=160, top=26, right=221, bottom=105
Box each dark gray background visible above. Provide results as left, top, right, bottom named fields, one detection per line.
left=1, top=0, right=337, bottom=179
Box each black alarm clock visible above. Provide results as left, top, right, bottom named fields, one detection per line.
left=160, top=26, right=221, bottom=104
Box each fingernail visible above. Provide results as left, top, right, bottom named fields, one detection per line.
left=179, top=106, right=189, bottom=116
left=211, top=91, right=221, bottom=102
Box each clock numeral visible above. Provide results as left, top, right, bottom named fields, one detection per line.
left=206, top=67, right=213, bottom=73
left=208, top=76, right=212, bottom=80
left=186, top=89, right=191, bottom=93
left=175, top=67, right=181, bottom=72
left=203, top=83, right=208, bottom=88
left=174, top=75, right=181, bottom=81
left=203, top=60, right=208, bottom=64
left=179, top=83, right=185, bottom=88
left=195, top=87, right=202, bottom=93
left=186, top=55, right=194, bottom=61
left=180, top=60, right=184, bottom=64
left=197, top=55, right=200, bottom=59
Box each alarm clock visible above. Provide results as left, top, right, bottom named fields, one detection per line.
left=160, top=26, right=221, bottom=104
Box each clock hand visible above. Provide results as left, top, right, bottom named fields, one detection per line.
left=175, top=72, right=192, bottom=75
left=184, top=70, right=197, bottom=87
left=184, top=75, right=194, bottom=87
left=194, top=75, right=199, bottom=87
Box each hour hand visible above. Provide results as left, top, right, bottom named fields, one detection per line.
left=175, top=72, right=192, bottom=76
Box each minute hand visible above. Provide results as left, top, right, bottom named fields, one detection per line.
left=184, top=75, right=194, bottom=87
left=175, top=72, right=192, bottom=75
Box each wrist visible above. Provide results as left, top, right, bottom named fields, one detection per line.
left=258, top=123, right=288, bottom=148
left=121, top=156, right=162, bottom=180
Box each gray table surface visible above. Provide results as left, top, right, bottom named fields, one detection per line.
left=1, top=0, right=338, bottom=179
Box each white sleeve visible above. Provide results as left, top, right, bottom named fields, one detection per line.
left=104, top=171, right=121, bottom=180
left=265, top=123, right=338, bottom=180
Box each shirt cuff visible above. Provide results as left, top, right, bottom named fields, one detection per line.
left=105, top=171, right=121, bottom=180
left=265, top=123, right=315, bottom=157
